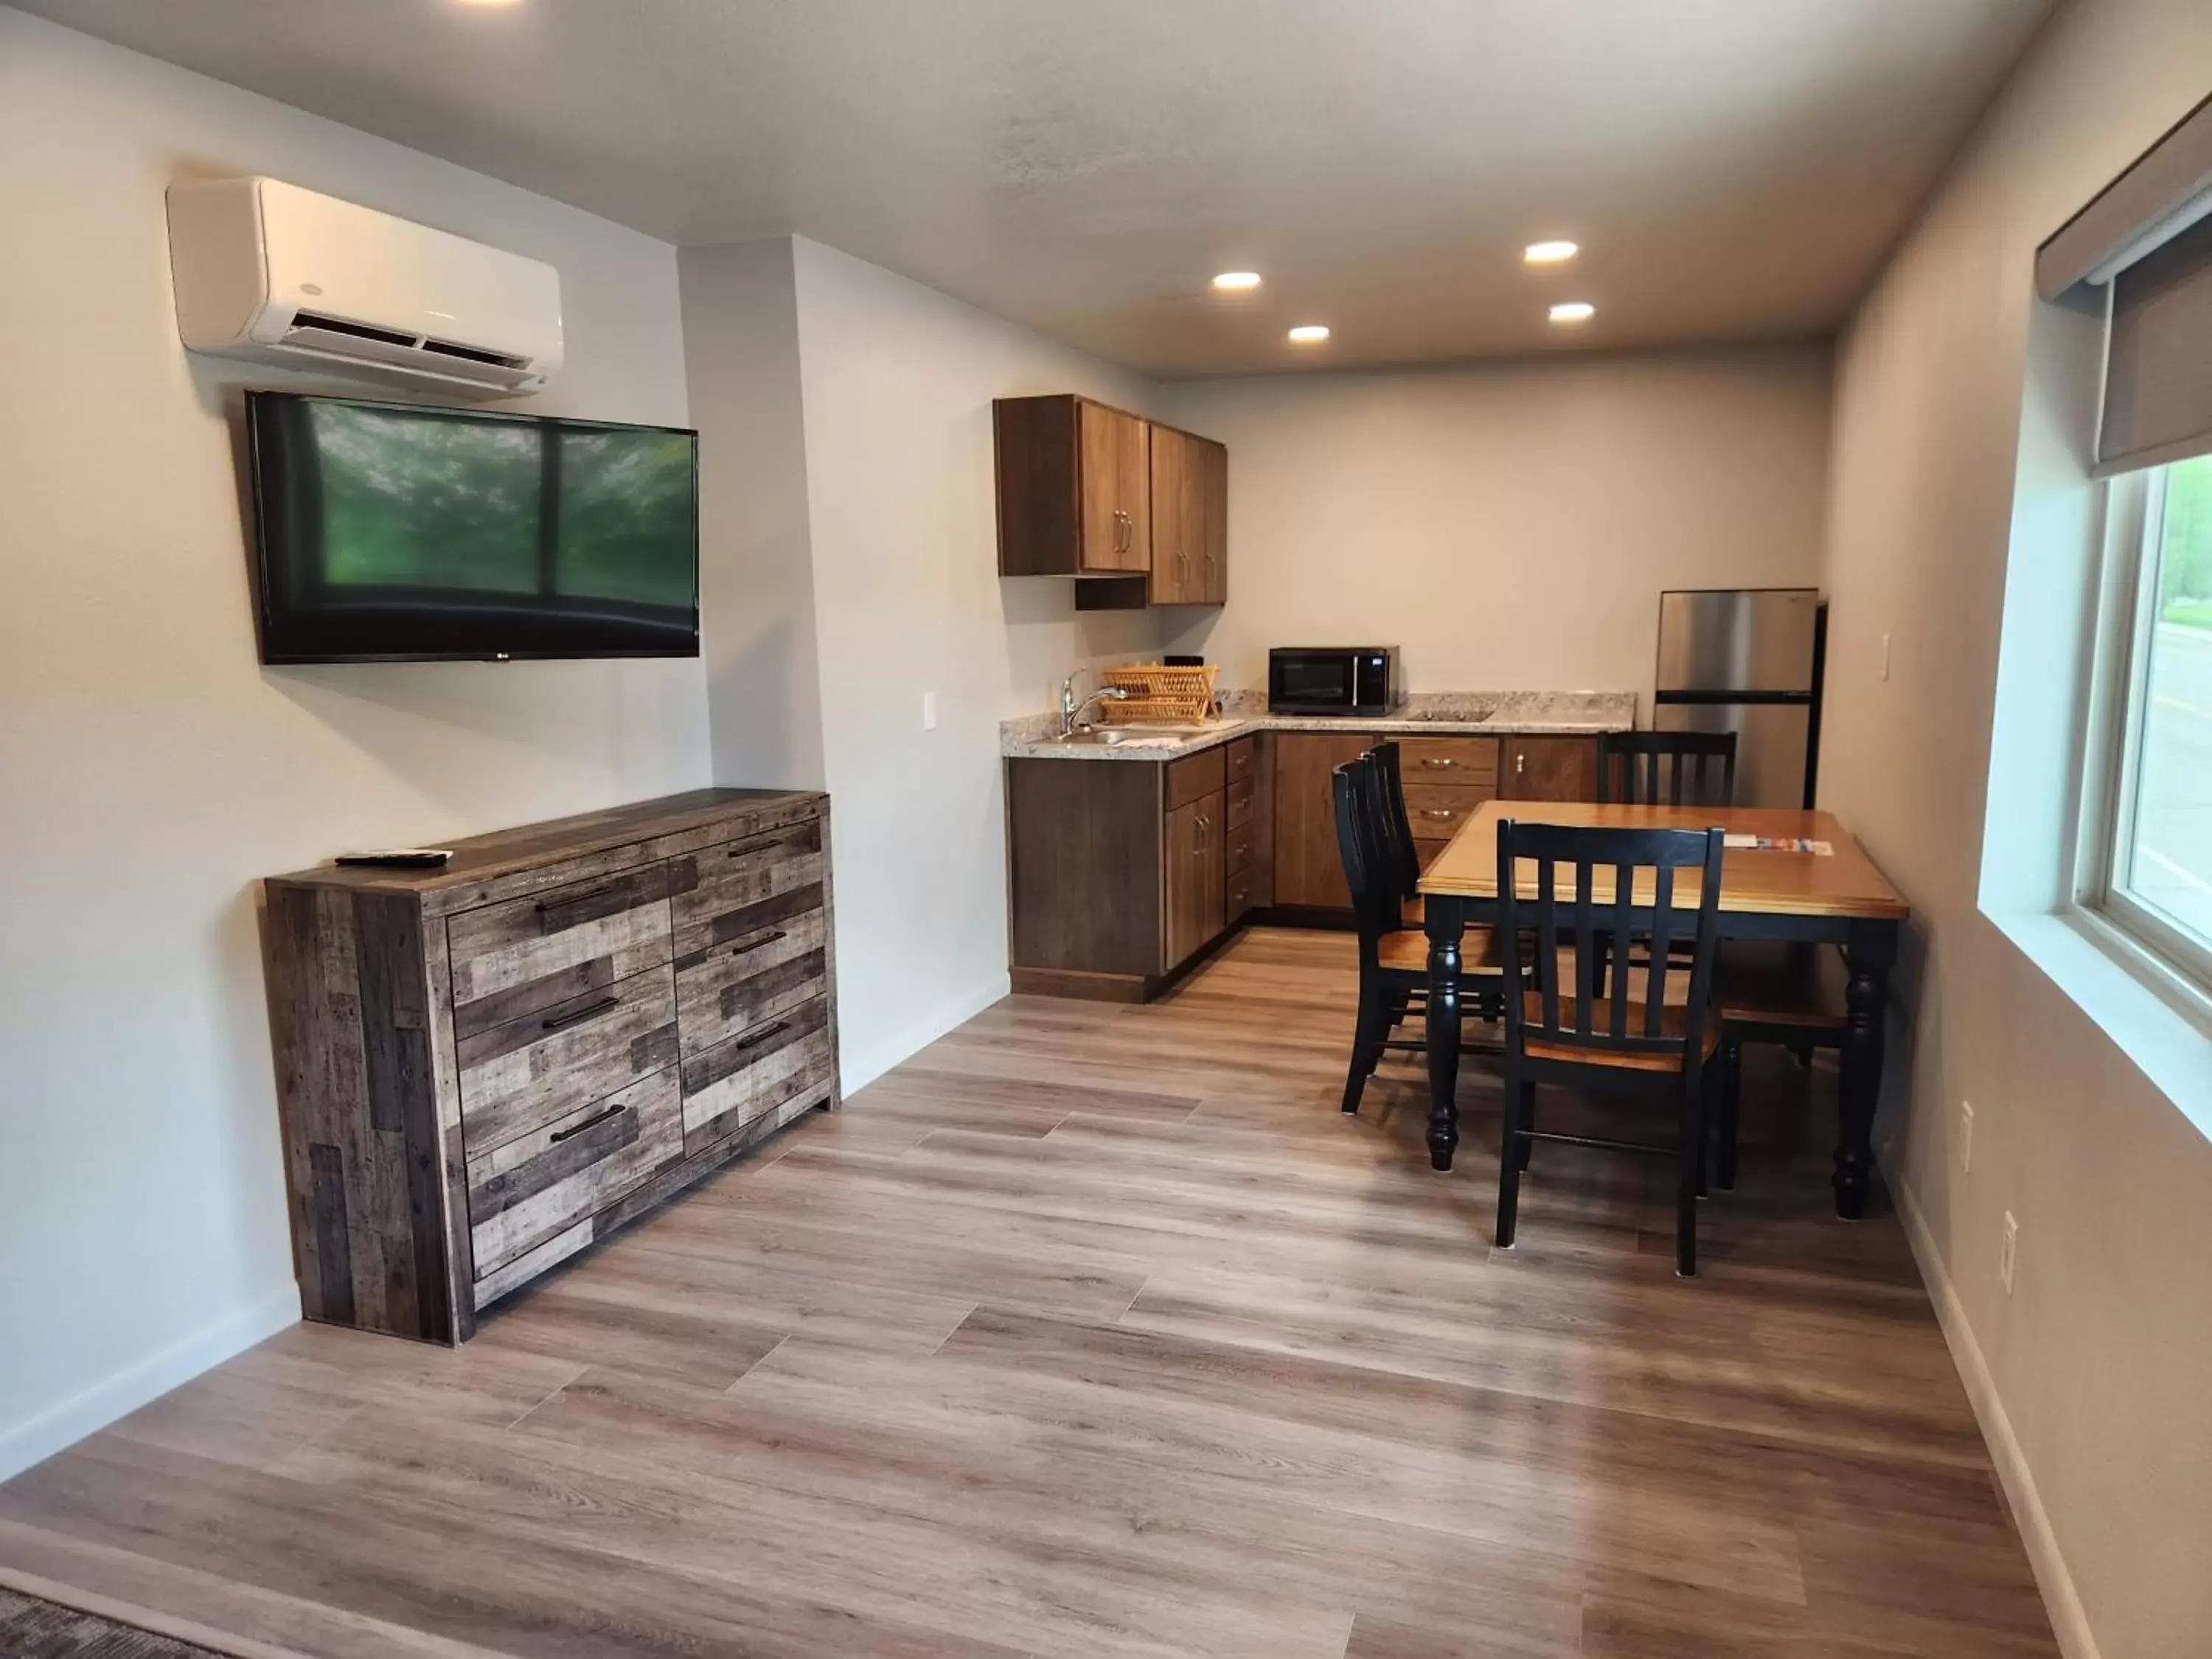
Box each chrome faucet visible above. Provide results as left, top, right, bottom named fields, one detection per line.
left=1058, top=670, right=1130, bottom=737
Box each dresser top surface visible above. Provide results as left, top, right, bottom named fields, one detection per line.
left=267, top=787, right=826, bottom=899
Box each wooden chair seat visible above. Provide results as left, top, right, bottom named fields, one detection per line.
left=1522, top=994, right=1721, bottom=1072
left=1717, top=949, right=1846, bottom=1031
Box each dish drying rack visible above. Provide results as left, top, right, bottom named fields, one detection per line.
left=1096, top=664, right=1219, bottom=727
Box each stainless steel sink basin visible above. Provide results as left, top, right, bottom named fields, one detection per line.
left=1402, top=707, right=1497, bottom=723
left=1049, top=725, right=1213, bottom=746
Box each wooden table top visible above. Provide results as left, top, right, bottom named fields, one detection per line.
left=1418, top=801, right=1910, bottom=921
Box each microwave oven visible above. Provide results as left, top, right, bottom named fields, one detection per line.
left=1267, top=647, right=1403, bottom=715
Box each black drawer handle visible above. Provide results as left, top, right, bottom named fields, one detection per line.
left=540, top=995, right=619, bottom=1033
left=736, top=1019, right=790, bottom=1051
left=535, top=883, right=623, bottom=914
left=549, top=1103, right=628, bottom=1144
left=729, top=927, right=790, bottom=957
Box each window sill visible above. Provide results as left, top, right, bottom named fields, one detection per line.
left=1984, top=905, right=2212, bottom=1141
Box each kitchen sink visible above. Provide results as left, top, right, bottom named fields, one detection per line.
left=1049, top=724, right=1214, bottom=746
left=1402, top=706, right=1497, bottom=723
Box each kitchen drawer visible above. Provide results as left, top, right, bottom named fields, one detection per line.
left=1398, top=736, right=1500, bottom=787
left=681, top=995, right=835, bottom=1150
left=1403, top=784, right=1492, bottom=844
left=1225, top=817, right=1256, bottom=877
left=456, top=964, right=679, bottom=1158
left=1225, top=736, right=1256, bottom=785
left=675, top=906, right=830, bottom=1054
left=1226, top=866, right=1256, bottom=923
left=1166, top=746, right=1226, bottom=813
left=466, top=1068, right=681, bottom=1279
left=446, top=864, right=672, bottom=1015
left=1225, top=774, right=1255, bottom=832
left=667, top=820, right=824, bottom=961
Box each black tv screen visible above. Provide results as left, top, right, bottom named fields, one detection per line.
left=245, top=392, right=699, bottom=663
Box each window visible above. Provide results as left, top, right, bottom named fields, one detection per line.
left=2087, top=453, right=2212, bottom=999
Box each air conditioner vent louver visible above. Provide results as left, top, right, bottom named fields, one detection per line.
left=286, top=310, right=420, bottom=350
left=420, top=336, right=529, bottom=370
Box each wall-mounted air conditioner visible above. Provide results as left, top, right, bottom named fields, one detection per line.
left=165, top=176, right=564, bottom=396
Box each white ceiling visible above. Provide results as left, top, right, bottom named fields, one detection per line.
left=12, top=0, right=2053, bottom=378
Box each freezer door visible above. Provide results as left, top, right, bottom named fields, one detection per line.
left=1656, top=589, right=1820, bottom=694
left=1655, top=701, right=1812, bottom=810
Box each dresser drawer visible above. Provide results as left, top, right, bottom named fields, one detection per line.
left=446, top=864, right=672, bottom=1016
left=675, top=906, right=830, bottom=1054
left=667, top=819, right=825, bottom=961
left=1398, top=737, right=1500, bottom=787
left=456, top=964, right=679, bottom=1158
left=467, top=1068, right=682, bottom=1279
left=1403, top=784, right=1492, bottom=844
left=681, top=995, right=835, bottom=1150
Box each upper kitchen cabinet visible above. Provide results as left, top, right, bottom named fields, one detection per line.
left=995, top=394, right=1152, bottom=576
left=1147, top=425, right=1228, bottom=606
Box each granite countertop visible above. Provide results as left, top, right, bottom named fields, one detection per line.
left=1001, top=689, right=1638, bottom=760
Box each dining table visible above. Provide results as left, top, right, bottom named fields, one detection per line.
left=1416, top=800, right=1911, bottom=1219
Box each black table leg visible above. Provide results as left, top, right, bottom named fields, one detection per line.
left=1425, top=895, right=1463, bottom=1172
left=1834, top=922, right=1896, bottom=1219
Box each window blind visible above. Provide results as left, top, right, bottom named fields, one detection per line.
left=2034, top=92, right=2212, bottom=477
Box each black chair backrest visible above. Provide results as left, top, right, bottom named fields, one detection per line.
left=1330, top=758, right=1405, bottom=945
left=1596, top=729, right=1739, bottom=807
left=1363, top=740, right=1419, bottom=902
left=1496, top=818, right=1725, bottom=1066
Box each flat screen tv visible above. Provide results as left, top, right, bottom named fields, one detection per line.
left=245, top=392, right=700, bottom=663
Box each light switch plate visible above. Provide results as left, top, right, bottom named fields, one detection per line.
left=922, top=690, right=939, bottom=731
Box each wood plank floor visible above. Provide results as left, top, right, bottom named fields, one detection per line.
left=0, top=928, right=2056, bottom=1658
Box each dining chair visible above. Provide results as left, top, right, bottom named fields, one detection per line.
left=1711, top=942, right=1847, bottom=1189
left=1365, top=740, right=1424, bottom=925
left=1596, top=730, right=1739, bottom=807
left=1493, top=818, right=1727, bottom=1276
left=1332, top=757, right=1503, bottom=1116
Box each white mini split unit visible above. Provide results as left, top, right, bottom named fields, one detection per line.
left=165, top=176, right=564, bottom=396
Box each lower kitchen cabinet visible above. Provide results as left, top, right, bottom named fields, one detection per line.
left=1502, top=735, right=1599, bottom=801
left=1007, top=736, right=1268, bottom=1000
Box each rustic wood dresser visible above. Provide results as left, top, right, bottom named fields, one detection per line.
left=261, top=787, right=838, bottom=1344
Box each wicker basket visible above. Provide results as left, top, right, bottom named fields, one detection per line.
left=1096, top=663, right=1219, bottom=726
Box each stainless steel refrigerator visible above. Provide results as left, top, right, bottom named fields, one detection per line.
left=1653, top=588, right=1825, bottom=809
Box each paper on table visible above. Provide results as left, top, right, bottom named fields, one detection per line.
left=1724, top=833, right=1833, bottom=855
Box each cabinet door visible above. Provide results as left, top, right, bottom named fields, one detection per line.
left=1196, top=437, right=1228, bottom=604
left=1271, top=731, right=1373, bottom=908
left=1147, top=426, right=1197, bottom=603
left=1079, top=401, right=1150, bottom=573
left=1500, top=736, right=1599, bottom=801
left=1163, top=796, right=1208, bottom=970
left=1197, top=789, right=1228, bottom=945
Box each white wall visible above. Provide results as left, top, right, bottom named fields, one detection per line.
left=783, top=237, right=1175, bottom=1088
left=0, top=13, right=709, bottom=1476
left=1815, top=1, right=2212, bottom=1654
left=1158, top=346, right=1834, bottom=699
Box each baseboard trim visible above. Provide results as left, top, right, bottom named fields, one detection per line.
left=838, top=973, right=1011, bottom=1095
left=0, top=1285, right=299, bottom=1482
left=1893, top=1178, right=2101, bottom=1659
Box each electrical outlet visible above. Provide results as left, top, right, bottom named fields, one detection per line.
left=1959, top=1100, right=1974, bottom=1173
left=922, top=690, right=938, bottom=731
left=1880, top=632, right=1893, bottom=681
left=2000, top=1211, right=2018, bottom=1294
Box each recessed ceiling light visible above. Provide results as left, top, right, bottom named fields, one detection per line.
left=1524, top=240, right=1579, bottom=265
left=456, top=0, right=523, bottom=7
left=1211, top=271, right=1262, bottom=291
left=1548, top=302, right=1596, bottom=324
left=1287, top=324, right=1330, bottom=343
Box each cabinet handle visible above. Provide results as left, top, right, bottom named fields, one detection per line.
left=540, top=995, right=619, bottom=1032
left=549, top=1103, right=628, bottom=1144
left=728, top=926, right=789, bottom=957
left=1515, top=754, right=1526, bottom=776
left=1420, top=757, right=1458, bottom=769
left=737, top=1018, right=791, bottom=1052
left=535, top=883, right=623, bottom=915
left=723, top=830, right=790, bottom=860
left=1419, top=808, right=1457, bottom=821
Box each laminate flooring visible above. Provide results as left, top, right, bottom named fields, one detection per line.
left=0, top=928, right=2056, bottom=1658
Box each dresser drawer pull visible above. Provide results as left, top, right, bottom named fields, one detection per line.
left=539, top=995, right=619, bottom=1033
left=723, top=830, right=792, bottom=860
left=729, top=926, right=790, bottom=957
left=535, top=883, right=622, bottom=914
left=736, top=1018, right=791, bottom=1052
left=1419, top=757, right=1459, bottom=768
left=548, top=1103, right=629, bottom=1144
